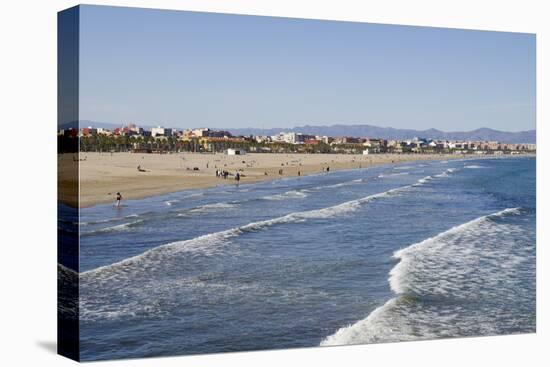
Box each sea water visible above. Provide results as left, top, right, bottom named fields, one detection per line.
left=59, top=156, right=535, bottom=360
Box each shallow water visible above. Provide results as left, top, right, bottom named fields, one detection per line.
left=61, top=156, right=536, bottom=360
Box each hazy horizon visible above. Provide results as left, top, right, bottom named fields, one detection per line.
left=74, top=119, right=535, bottom=134
left=78, top=5, right=536, bottom=132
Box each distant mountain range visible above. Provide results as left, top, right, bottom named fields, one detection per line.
left=60, top=121, right=536, bottom=144
left=228, top=124, right=536, bottom=144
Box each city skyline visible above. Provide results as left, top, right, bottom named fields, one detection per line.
left=79, top=5, right=535, bottom=132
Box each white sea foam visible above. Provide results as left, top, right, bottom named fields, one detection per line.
left=81, top=182, right=425, bottom=280
left=378, top=172, right=409, bottom=178
left=80, top=213, right=140, bottom=226
left=321, top=207, right=532, bottom=346
left=434, top=167, right=459, bottom=178
left=262, top=190, right=309, bottom=201
left=81, top=219, right=144, bottom=235
left=464, top=165, right=485, bottom=169
left=412, top=175, right=434, bottom=187
left=58, top=264, right=79, bottom=320
left=389, top=207, right=522, bottom=296
left=78, top=186, right=409, bottom=321
left=184, top=192, right=205, bottom=198
left=188, top=202, right=239, bottom=213
left=324, top=179, right=364, bottom=189
left=310, top=178, right=365, bottom=191
left=79, top=172, right=459, bottom=321
left=417, top=175, right=433, bottom=184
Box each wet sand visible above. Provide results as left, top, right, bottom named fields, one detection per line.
left=59, top=152, right=461, bottom=208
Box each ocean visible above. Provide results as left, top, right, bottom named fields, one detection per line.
left=59, top=155, right=536, bottom=360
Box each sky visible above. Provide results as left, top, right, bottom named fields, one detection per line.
left=77, top=5, right=536, bottom=132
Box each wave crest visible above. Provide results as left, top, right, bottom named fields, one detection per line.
left=321, top=207, right=532, bottom=346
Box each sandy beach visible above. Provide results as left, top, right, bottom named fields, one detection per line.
left=60, top=152, right=461, bottom=207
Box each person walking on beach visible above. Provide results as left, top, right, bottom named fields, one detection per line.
left=115, top=192, right=122, bottom=207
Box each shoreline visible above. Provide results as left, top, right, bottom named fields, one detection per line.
left=59, top=152, right=511, bottom=208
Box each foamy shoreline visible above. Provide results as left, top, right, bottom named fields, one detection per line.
left=60, top=152, right=480, bottom=208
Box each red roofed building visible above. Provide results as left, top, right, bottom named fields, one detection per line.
left=304, top=139, right=320, bottom=145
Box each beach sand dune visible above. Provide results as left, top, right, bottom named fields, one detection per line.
left=61, top=152, right=460, bottom=207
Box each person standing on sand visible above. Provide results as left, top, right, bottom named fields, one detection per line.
left=115, top=192, right=122, bottom=207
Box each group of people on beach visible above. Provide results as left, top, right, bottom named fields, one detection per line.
left=113, top=161, right=336, bottom=207
left=216, top=169, right=230, bottom=179
left=215, top=169, right=241, bottom=182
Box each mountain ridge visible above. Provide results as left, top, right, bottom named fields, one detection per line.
left=228, top=124, right=536, bottom=144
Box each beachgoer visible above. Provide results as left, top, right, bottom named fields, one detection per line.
left=116, top=192, right=122, bottom=207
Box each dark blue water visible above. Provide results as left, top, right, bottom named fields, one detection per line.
left=69, top=156, right=535, bottom=360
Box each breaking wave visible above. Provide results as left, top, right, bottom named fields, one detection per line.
left=464, top=165, right=486, bottom=169
left=81, top=219, right=144, bottom=236
left=83, top=171, right=453, bottom=276
left=321, top=207, right=534, bottom=346
left=378, top=172, right=409, bottom=178
left=80, top=213, right=140, bottom=226
left=82, top=189, right=400, bottom=278
left=412, top=175, right=433, bottom=186
left=78, top=185, right=414, bottom=321
left=78, top=169, right=460, bottom=321
left=323, top=179, right=364, bottom=189
left=307, top=178, right=365, bottom=191
left=187, top=202, right=239, bottom=213
left=262, top=190, right=309, bottom=201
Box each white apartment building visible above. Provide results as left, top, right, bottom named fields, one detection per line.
left=272, top=132, right=303, bottom=144
left=151, top=126, right=173, bottom=137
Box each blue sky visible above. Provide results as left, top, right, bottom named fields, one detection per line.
left=78, top=5, right=535, bottom=131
